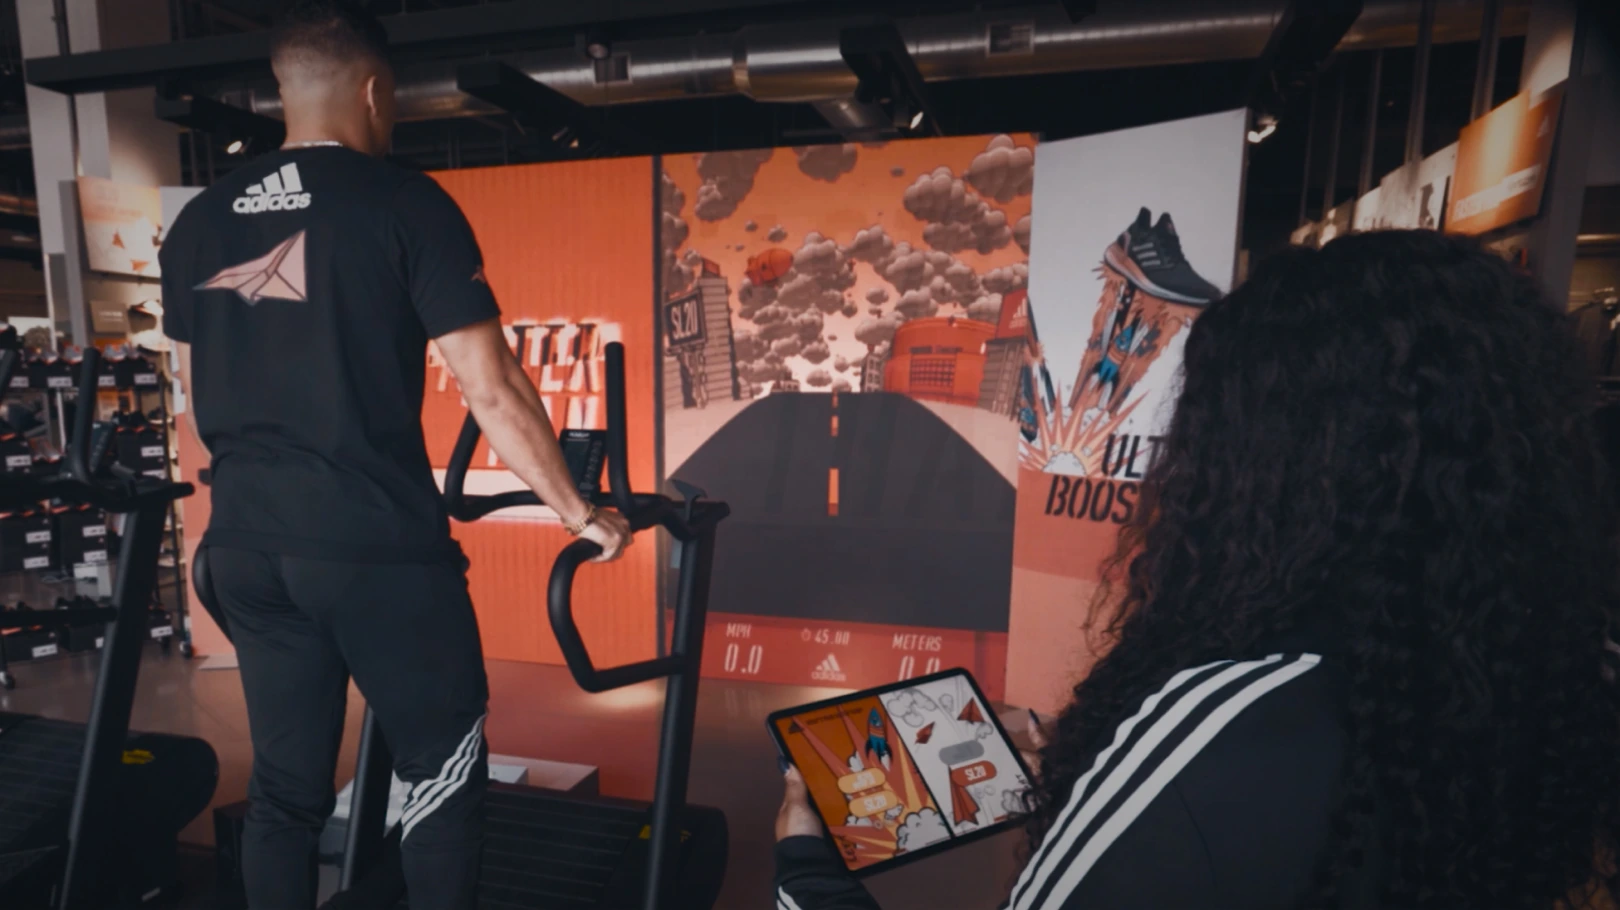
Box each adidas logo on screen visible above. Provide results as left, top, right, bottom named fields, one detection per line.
left=233, top=163, right=312, bottom=214
left=811, top=654, right=847, bottom=683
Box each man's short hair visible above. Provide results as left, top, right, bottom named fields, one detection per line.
left=271, top=0, right=390, bottom=72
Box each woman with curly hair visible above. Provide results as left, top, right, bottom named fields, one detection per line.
left=773, top=230, right=1620, bottom=909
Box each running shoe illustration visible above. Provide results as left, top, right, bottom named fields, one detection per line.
left=1102, top=208, right=1221, bottom=306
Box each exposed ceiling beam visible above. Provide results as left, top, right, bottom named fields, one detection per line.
left=24, top=0, right=1008, bottom=95
left=194, top=1, right=267, bottom=34
left=154, top=94, right=286, bottom=145
left=454, top=61, right=645, bottom=156
left=1246, top=0, right=1364, bottom=119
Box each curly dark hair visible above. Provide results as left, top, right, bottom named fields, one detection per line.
left=1026, top=230, right=1620, bottom=907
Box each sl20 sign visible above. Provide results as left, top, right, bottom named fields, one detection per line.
left=664, top=291, right=707, bottom=352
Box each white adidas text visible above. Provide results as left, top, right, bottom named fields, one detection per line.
left=233, top=163, right=312, bottom=215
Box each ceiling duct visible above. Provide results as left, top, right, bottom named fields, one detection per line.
left=222, top=0, right=1525, bottom=124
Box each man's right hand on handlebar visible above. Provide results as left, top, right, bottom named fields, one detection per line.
left=581, top=509, right=632, bottom=562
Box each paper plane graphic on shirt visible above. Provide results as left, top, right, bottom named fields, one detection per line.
left=196, top=230, right=308, bottom=304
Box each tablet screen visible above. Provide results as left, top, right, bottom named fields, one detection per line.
left=767, top=669, right=1032, bottom=875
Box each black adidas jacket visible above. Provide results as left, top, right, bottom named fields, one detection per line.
left=775, top=653, right=1369, bottom=910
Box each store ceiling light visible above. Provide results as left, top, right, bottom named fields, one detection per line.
left=841, top=23, right=941, bottom=139
left=226, top=139, right=246, bottom=154
left=1247, top=120, right=1278, bottom=144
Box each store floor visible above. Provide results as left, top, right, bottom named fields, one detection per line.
left=0, top=643, right=1024, bottom=909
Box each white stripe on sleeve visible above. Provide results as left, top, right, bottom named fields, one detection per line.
left=1007, top=658, right=1234, bottom=907
left=1015, top=655, right=1290, bottom=909
left=1032, top=655, right=1320, bottom=909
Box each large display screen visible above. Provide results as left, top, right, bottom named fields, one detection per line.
left=767, top=669, right=1031, bottom=875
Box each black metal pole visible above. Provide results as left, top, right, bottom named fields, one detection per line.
left=1359, top=50, right=1383, bottom=198
left=59, top=502, right=169, bottom=908
left=1470, top=0, right=1502, bottom=120
left=1406, top=0, right=1436, bottom=164
left=642, top=523, right=717, bottom=909
left=1298, top=75, right=1320, bottom=227
left=1322, top=65, right=1347, bottom=218
left=340, top=708, right=396, bottom=890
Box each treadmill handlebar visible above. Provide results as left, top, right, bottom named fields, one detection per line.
left=546, top=496, right=727, bottom=693
left=440, top=341, right=730, bottom=694
left=0, top=349, right=17, bottom=397
left=68, top=347, right=100, bottom=486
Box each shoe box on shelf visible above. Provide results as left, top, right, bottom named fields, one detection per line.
left=53, top=503, right=110, bottom=576
left=128, top=354, right=160, bottom=391
left=28, top=353, right=73, bottom=391
left=1, top=602, right=59, bottom=663
left=0, top=431, right=29, bottom=475
left=114, top=425, right=167, bottom=481
left=55, top=596, right=107, bottom=652
left=30, top=453, right=62, bottom=480
left=0, top=506, right=56, bottom=573
left=97, top=352, right=118, bottom=390
left=147, top=606, right=174, bottom=644
left=104, top=348, right=161, bottom=391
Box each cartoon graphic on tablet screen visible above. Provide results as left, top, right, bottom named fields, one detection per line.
left=772, top=671, right=1033, bottom=873
left=775, top=696, right=951, bottom=870
left=879, top=675, right=1029, bottom=833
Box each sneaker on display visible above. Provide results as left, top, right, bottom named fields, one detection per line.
left=1104, top=207, right=1222, bottom=306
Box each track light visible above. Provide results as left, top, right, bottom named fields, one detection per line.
left=226, top=139, right=246, bottom=154
left=1247, top=116, right=1278, bottom=144
left=909, top=110, right=925, bottom=130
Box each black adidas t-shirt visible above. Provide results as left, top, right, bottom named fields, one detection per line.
left=160, top=146, right=499, bottom=563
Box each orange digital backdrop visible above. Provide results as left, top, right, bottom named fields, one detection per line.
left=425, top=158, right=658, bottom=668
left=655, top=137, right=1036, bottom=700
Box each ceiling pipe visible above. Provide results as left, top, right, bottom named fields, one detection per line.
left=222, top=0, right=1526, bottom=124
left=0, top=117, right=32, bottom=151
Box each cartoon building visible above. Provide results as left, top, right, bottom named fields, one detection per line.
left=882, top=316, right=995, bottom=407
left=977, top=289, right=1029, bottom=417
left=664, top=258, right=752, bottom=410
left=860, top=347, right=887, bottom=393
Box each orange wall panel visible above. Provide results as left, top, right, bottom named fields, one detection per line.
left=427, top=159, right=658, bottom=668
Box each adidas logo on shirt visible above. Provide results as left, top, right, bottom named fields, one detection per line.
left=233, top=163, right=312, bottom=214
left=811, top=654, right=847, bottom=683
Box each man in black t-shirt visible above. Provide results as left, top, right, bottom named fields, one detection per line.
left=160, top=3, right=630, bottom=907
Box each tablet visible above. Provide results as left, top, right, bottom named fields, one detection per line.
left=767, top=668, right=1032, bottom=876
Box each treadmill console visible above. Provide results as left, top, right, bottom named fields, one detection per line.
left=560, top=429, right=607, bottom=497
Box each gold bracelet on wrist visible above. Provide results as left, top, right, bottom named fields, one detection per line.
left=564, top=504, right=598, bottom=537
